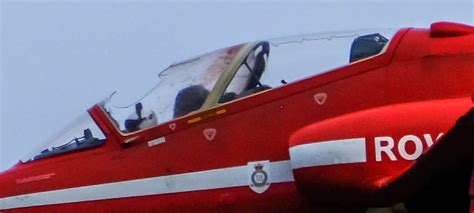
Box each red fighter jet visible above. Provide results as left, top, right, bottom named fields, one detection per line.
left=0, top=21, right=473, bottom=212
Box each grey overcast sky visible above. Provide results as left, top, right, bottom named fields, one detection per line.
left=1, top=0, right=473, bottom=171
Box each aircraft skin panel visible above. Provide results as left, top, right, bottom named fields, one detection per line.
left=290, top=138, right=367, bottom=169
left=289, top=97, right=472, bottom=204
left=0, top=161, right=294, bottom=210
left=1, top=23, right=473, bottom=212
left=2, top=183, right=310, bottom=212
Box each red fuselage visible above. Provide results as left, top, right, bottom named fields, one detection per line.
left=1, top=22, right=473, bottom=212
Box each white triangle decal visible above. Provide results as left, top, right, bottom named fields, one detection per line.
left=314, top=93, right=327, bottom=105
left=203, top=128, right=217, bottom=141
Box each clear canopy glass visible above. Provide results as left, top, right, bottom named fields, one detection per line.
left=102, top=44, right=245, bottom=132
left=21, top=112, right=106, bottom=162
left=18, top=29, right=398, bottom=164
left=260, top=29, right=396, bottom=87
left=101, top=29, right=397, bottom=133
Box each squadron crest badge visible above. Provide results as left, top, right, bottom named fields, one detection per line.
left=247, top=160, right=271, bottom=194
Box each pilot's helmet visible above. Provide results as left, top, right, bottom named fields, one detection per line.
left=124, top=103, right=157, bottom=132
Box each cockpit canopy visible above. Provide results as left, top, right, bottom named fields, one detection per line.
left=21, top=112, right=106, bottom=163
left=101, top=29, right=397, bottom=133
left=19, top=29, right=398, bottom=163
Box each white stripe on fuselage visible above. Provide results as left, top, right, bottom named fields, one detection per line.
left=0, top=160, right=294, bottom=210
left=1, top=139, right=371, bottom=210
left=289, top=138, right=367, bottom=169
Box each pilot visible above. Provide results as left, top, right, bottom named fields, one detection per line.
left=173, top=85, right=209, bottom=118
left=124, top=102, right=158, bottom=132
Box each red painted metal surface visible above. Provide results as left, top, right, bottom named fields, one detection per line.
left=290, top=98, right=471, bottom=205
left=1, top=22, right=473, bottom=212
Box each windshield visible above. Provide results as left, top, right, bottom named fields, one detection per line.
left=102, top=44, right=245, bottom=132
left=21, top=112, right=106, bottom=162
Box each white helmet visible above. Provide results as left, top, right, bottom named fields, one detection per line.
left=124, top=103, right=157, bottom=132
